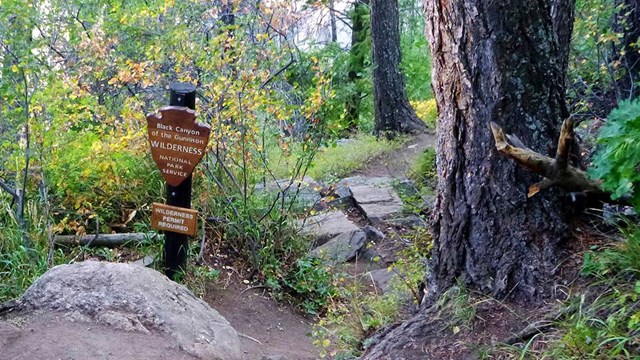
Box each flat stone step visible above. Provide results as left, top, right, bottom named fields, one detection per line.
left=298, top=211, right=359, bottom=242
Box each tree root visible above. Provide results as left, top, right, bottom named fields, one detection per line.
left=502, top=304, right=576, bottom=345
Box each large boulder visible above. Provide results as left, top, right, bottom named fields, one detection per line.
left=17, top=261, right=242, bottom=360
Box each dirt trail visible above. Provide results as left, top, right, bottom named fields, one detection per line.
left=199, top=132, right=438, bottom=360
left=352, top=132, right=436, bottom=178
left=205, top=275, right=316, bottom=360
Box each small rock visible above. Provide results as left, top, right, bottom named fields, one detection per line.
left=339, top=176, right=396, bottom=188
left=365, top=268, right=412, bottom=300
left=324, top=184, right=354, bottom=209
left=387, top=215, right=427, bottom=228
left=348, top=180, right=406, bottom=223
left=394, top=179, right=419, bottom=197
left=359, top=202, right=405, bottom=223
left=350, top=185, right=397, bottom=204
left=362, top=226, right=385, bottom=242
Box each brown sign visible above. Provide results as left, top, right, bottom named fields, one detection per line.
left=147, top=106, right=211, bottom=186
left=151, top=203, right=199, bottom=236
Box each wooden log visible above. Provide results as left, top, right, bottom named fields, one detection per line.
left=54, top=233, right=160, bottom=247
left=490, top=120, right=611, bottom=201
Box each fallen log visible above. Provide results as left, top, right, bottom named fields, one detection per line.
left=54, top=232, right=160, bottom=247
left=490, top=120, right=612, bottom=202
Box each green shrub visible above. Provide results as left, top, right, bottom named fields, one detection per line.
left=313, top=230, right=432, bottom=358
left=282, top=256, right=337, bottom=315
left=409, top=148, right=437, bottom=189
left=589, top=99, right=640, bottom=210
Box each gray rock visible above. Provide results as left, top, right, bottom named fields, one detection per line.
left=394, top=179, right=419, bottom=198
left=310, top=230, right=368, bottom=265
left=324, top=184, right=354, bottom=209
left=338, top=176, right=396, bottom=188
left=362, top=225, right=385, bottom=243
left=350, top=185, right=398, bottom=204
left=347, top=179, right=406, bottom=223
left=420, top=194, right=436, bottom=212
left=335, top=138, right=354, bottom=146
left=365, top=268, right=411, bottom=300
left=356, top=226, right=386, bottom=263
left=298, top=211, right=359, bottom=243
left=359, top=248, right=379, bottom=262
left=359, top=202, right=405, bottom=223
left=386, top=215, right=427, bottom=228
left=18, top=261, right=242, bottom=360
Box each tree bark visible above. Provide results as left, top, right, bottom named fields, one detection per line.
left=426, top=1, right=574, bottom=300
left=345, top=0, right=369, bottom=132
left=552, top=0, right=576, bottom=89
left=371, top=0, right=426, bottom=135
left=614, top=0, right=640, bottom=100
left=329, top=0, right=338, bottom=43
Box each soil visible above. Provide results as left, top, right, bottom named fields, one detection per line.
left=204, top=274, right=317, bottom=360
left=352, top=132, right=436, bottom=178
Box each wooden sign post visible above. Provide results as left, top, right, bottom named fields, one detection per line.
left=147, top=83, right=210, bottom=280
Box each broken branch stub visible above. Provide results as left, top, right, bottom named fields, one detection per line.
left=490, top=120, right=607, bottom=200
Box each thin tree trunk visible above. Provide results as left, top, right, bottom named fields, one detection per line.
left=329, top=0, right=338, bottom=43
left=553, top=0, right=577, bottom=91
left=345, top=0, right=369, bottom=132
left=614, top=0, right=640, bottom=100
left=371, top=0, right=426, bottom=135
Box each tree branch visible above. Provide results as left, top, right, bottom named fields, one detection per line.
left=490, top=120, right=610, bottom=201
left=0, top=179, right=18, bottom=201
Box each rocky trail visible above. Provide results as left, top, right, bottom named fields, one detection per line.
left=0, top=134, right=436, bottom=360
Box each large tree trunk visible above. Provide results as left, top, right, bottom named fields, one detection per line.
left=371, top=0, right=426, bottom=135
left=426, top=0, right=575, bottom=300
left=360, top=1, right=577, bottom=358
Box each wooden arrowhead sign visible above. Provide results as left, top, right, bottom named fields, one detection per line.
left=147, top=106, right=211, bottom=186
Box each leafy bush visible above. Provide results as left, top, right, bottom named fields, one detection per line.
left=282, top=257, right=337, bottom=315
left=47, top=131, right=162, bottom=227
left=410, top=99, right=437, bottom=130
left=401, top=32, right=433, bottom=101
left=409, top=148, right=437, bottom=189
left=589, top=99, right=640, bottom=210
